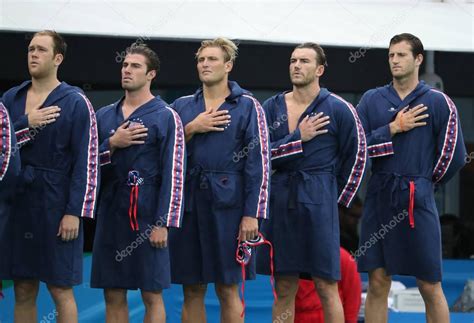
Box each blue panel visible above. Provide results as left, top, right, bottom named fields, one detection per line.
left=0, top=257, right=473, bottom=322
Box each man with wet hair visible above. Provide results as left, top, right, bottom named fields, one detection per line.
left=91, top=43, right=185, bottom=323
left=357, top=33, right=466, bottom=323
left=257, top=42, right=367, bottom=323
left=1, top=30, right=98, bottom=323
left=170, top=37, right=270, bottom=323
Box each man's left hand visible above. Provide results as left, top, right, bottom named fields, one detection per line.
left=150, top=227, right=168, bottom=248
left=238, top=216, right=258, bottom=241
left=57, top=214, right=80, bottom=241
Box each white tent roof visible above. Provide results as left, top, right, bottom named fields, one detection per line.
left=1, top=0, right=473, bottom=52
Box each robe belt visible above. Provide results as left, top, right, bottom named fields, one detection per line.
left=16, top=165, right=67, bottom=193
left=124, top=171, right=159, bottom=231
left=273, top=168, right=333, bottom=209
left=185, top=165, right=242, bottom=212
left=20, top=165, right=67, bottom=181
left=375, top=172, right=431, bottom=229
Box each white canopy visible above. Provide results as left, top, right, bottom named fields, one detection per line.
left=1, top=0, right=473, bottom=52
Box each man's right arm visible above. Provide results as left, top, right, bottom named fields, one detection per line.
left=358, top=91, right=429, bottom=160
left=184, top=110, right=230, bottom=142
left=357, top=92, right=395, bottom=159
left=389, top=104, right=428, bottom=137
left=108, top=121, right=148, bottom=156
left=267, top=110, right=329, bottom=167
left=1, top=89, right=60, bottom=146
left=263, top=99, right=304, bottom=166
left=184, top=121, right=198, bottom=142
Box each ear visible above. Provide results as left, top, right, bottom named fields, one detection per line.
left=225, top=60, right=233, bottom=73
left=415, top=53, right=423, bottom=67
left=147, top=69, right=157, bottom=81
left=54, top=53, right=64, bottom=67
left=316, top=64, right=325, bottom=77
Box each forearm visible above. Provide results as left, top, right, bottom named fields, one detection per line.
left=108, top=135, right=117, bottom=155
left=389, top=120, right=401, bottom=137
left=185, top=122, right=196, bottom=143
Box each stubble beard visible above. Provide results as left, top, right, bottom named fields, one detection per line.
left=291, top=75, right=313, bottom=88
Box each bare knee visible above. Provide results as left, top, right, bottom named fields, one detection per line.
left=47, top=285, right=74, bottom=303
left=417, top=280, right=443, bottom=302
left=368, top=269, right=392, bottom=298
left=215, top=284, right=238, bottom=303
left=141, top=290, right=163, bottom=308
left=14, top=280, right=39, bottom=304
left=275, top=276, right=299, bottom=300
left=183, top=284, right=207, bottom=301
left=104, top=289, right=127, bottom=306
left=313, top=278, right=339, bottom=303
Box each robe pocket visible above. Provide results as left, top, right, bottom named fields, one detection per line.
left=414, top=179, right=435, bottom=210
left=209, top=173, right=243, bottom=209
left=296, top=176, right=323, bottom=205
left=415, top=179, right=434, bottom=207
left=137, top=184, right=159, bottom=219
left=397, top=177, right=434, bottom=210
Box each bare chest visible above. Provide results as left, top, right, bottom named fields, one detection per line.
left=204, top=98, right=226, bottom=112
left=286, top=101, right=308, bottom=133
left=25, top=90, right=49, bottom=115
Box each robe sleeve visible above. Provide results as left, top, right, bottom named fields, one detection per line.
left=242, top=95, right=271, bottom=219
left=157, top=107, right=186, bottom=228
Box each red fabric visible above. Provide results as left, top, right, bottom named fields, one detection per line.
left=409, top=181, right=415, bottom=228
left=128, top=186, right=139, bottom=231
left=237, top=233, right=277, bottom=318
left=240, top=262, right=246, bottom=317
left=295, top=248, right=361, bottom=323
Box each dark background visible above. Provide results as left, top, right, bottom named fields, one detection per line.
left=1, top=30, right=473, bottom=257
left=1, top=31, right=473, bottom=96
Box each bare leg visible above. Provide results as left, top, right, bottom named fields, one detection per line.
left=273, top=275, right=299, bottom=323
left=215, top=283, right=243, bottom=323
left=313, top=277, right=344, bottom=323
left=14, top=279, right=39, bottom=323
left=47, top=284, right=78, bottom=323
left=104, top=288, right=129, bottom=323
left=182, top=284, right=207, bottom=323
left=417, top=279, right=450, bottom=323
left=141, top=290, right=166, bottom=323
left=365, top=268, right=392, bottom=323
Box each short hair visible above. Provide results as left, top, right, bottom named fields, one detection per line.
left=389, top=33, right=424, bottom=58
left=33, top=30, right=67, bottom=58
left=195, top=37, right=238, bottom=63
left=295, top=42, right=327, bottom=67
left=125, top=43, right=160, bottom=74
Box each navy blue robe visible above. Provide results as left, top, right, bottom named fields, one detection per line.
left=91, top=96, right=185, bottom=291
left=356, top=81, right=466, bottom=282
left=0, top=103, right=21, bottom=279
left=257, top=89, right=367, bottom=281
left=2, top=81, right=99, bottom=286
left=169, top=81, right=271, bottom=284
